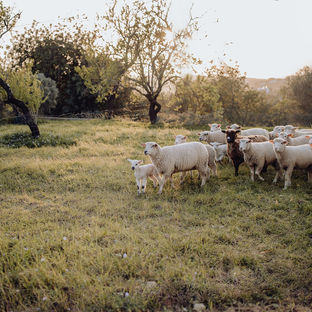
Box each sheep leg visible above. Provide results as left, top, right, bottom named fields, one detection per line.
left=284, top=166, right=294, bottom=190
left=234, top=161, right=240, bottom=176
left=273, top=169, right=283, bottom=184
left=141, top=178, right=147, bottom=193
left=307, top=170, right=312, bottom=183
left=255, top=161, right=265, bottom=181
left=158, top=175, right=169, bottom=194
left=136, top=178, right=141, bottom=194
left=149, top=175, right=158, bottom=188
left=250, top=166, right=255, bottom=182
left=180, top=172, right=186, bottom=184
left=210, top=162, right=217, bottom=176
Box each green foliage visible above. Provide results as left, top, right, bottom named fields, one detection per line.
left=170, top=74, right=222, bottom=118
left=0, top=61, right=45, bottom=117
left=9, top=18, right=98, bottom=114
left=37, top=73, right=59, bottom=115
left=0, top=132, right=76, bottom=148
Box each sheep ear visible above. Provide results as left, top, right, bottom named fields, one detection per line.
left=152, top=143, right=158, bottom=148
left=306, top=135, right=310, bottom=139
left=197, top=132, right=201, bottom=135
left=127, top=159, right=132, bottom=162
left=235, top=130, right=241, bottom=133
left=269, top=140, right=274, bottom=144
left=226, top=126, right=230, bottom=129
left=138, top=160, right=143, bottom=164
left=310, top=144, right=312, bottom=148
left=288, top=134, right=293, bottom=137
left=221, top=130, right=226, bottom=133
left=218, top=124, right=221, bottom=127
left=141, top=143, right=146, bottom=147
left=183, top=136, right=187, bottom=139
left=282, top=141, right=288, bottom=145
left=208, top=124, right=212, bottom=127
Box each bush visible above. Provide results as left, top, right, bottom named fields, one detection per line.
left=0, top=132, right=76, bottom=148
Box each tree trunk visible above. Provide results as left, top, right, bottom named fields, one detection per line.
left=148, top=98, right=161, bottom=124
left=0, top=77, right=40, bottom=138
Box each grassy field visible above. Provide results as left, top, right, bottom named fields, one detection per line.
left=0, top=119, right=311, bottom=312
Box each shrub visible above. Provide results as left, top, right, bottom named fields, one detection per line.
left=0, top=132, right=76, bottom=148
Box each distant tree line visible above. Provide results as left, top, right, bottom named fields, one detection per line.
left=0, top=0, right=311, bottom=138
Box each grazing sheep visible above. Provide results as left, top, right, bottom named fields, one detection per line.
left=277, top=131, right=310, bottom=146
left=222, top=129, right=268, bottom=176
left=210, top=142, right=228, bottom=162
left=269, top=126, right=285, bottom=139
left=198, top=130, right=226, bottom=144
left=272, top=138, right=312, bottom=190
left=127, top=159, right=160, bottom=194
left=284, top=126, right=312, bottom=138
left=239, top=139, right=283, bottom=183
left=209, top=123, right=221, bottom=132
left=143, top=142, right=210, bottom=194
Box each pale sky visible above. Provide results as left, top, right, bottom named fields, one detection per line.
left=4, top=0, right=312, bottom=78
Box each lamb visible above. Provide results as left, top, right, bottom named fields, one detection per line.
left=209, top=123, right=221, bottom=132
left=228, top=124, right=270, bottom=139
left=272, top=138, right=312, bottom=189
left=269, top=126, right=285, bottom=139
left=284, top=125, right=312, bottom=138
left=277, top=131, right=311, bottom=146
left=239, top=139, right=283, bottom=183
left=143, top=142, right=210, bottom=194
left=210, top=142, right=228, bottom=162
left=198, top=130, right=226, bottom=144
left=222, top=129, right=268, bottom=176
left=127, top=159, right=160, bottom=194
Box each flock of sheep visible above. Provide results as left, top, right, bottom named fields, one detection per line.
left=128, top=123, right=312, bottom=194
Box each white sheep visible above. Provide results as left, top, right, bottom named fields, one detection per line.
left=210, top=142, right=228, bottom=162
left=209, top=123, right=221, bottom=132
left=143, top=142, right=210, bottom=194
left=174, top=134, right=187, bottom=145
left=277, top=131, right=311, bottom=146
left=198, top=130, right=226, bottom=144
left=269, top=126, right=285, bottom=139
left=284, top=126, right=312, bottom=138
left=127, top=159, right=160, bottom=194
left=227, top=124, right=269, bottom=139
left=239, top=139, right=283, bottom=183
left=272, top=138, right=312, bottom=190
left=175, top=135, right=217, bottom=180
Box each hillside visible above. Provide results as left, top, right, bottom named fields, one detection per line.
left=246, top=77, right=287, bottom=95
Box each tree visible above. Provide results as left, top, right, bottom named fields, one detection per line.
left=9, top=18, right=98, bottom=115
left=82, top=0, right=199, bottom=124
left=0, top=1, right=40, bottom=137
left=169, top=74, right=221, bottom=118
left=287, top=66, right=312, bottom=125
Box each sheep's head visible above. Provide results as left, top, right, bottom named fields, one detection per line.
left=197, top=131, right=209, bottom=142
left=228, top=124, right=241, bottom=130
left=239, top=138, right=251, bottom=152
left=143, top=142, right=160, bottom=156
left=127, top=159, right=143, bottom=170
left=284, top=126, right=297, bottom=136
left=272, top=138, right=287, bottom=152
left=222, top=129, right=240, bottom=143
left=175, top=135, right=187, bottom=145
left=277, top=131, right=292, bottom=141
left=306, top=135, right=312, bottom=147
left=209, top=123, right=221, bottom=132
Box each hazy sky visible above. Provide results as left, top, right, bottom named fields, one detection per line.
left=5, top=0, right=312, bottom=78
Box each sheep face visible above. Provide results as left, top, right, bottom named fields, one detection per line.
left=284, top=127, right=297, bottom=136
left=270, top=126, right=285, bottom=139
left=144, top=142, right=160, bottom=156
left=278, top=131, right=291, bottom=141
left=175, top=135, right=186, bottom=145
left=222, top=129, right=240, bottom=143
left=209, top=123, right=221, bottom=132
left=127, top=159, right=143, bottom=170
left=198, top=131, right=209, bottom=142
left=273, top=138, right=288, bottom=153
left=239, top=139, right=251, bottom=153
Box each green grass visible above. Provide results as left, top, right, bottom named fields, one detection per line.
left=0, top=119, right=311, bottom=312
